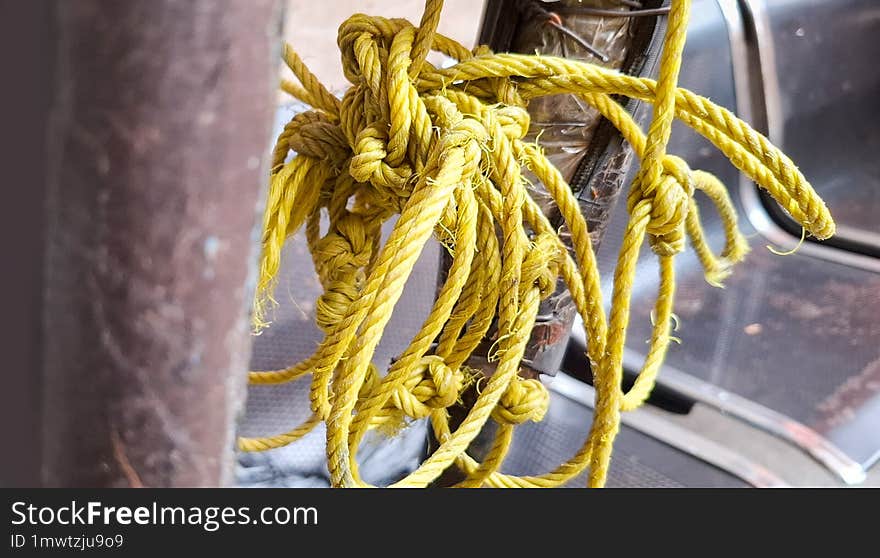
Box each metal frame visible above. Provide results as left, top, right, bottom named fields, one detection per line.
left=734, top=0, right=880, bottom=271
left=568, top=322, right=867, bottom=484
left=548, top=372, right=791, bottom=488
left=552, top=0, right=872, bottom=485
left=623, top=347, right=866, bottom=485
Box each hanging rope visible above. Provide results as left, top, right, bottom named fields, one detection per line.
left=238, top=0, right=834, bottom=488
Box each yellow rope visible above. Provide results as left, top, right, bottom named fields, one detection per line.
left=238, top=0, right=834, bottom=488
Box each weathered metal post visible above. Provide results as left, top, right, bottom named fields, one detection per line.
left=41, top=0, right=282, bottom=487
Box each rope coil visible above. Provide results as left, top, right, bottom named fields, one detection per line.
left=240, top=0, right=834, bottom=488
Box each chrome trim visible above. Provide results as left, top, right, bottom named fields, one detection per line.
left=715, top=0, right=752, bottom=121
left=568, top=321, right=867, bottom=485
left=740, top=184, right=880, bottom=273
left=621, top=347, right=867, bottom=485
left=834, top=225, right=880, bottom=253
left=732, top=0, right=880, bottom=270
left=737, top=0, right=783, bottom=143
left=548, top=372, right=791, bottom=488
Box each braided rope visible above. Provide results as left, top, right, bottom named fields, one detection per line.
left=238, top=0, right=834, bottom=488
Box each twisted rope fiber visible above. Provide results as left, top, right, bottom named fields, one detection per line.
left=238, top=0, right=834, bottom=488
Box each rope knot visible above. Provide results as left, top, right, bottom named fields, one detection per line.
left=441, top=117, right=490, bottom=151
left=315, top=281, right=360, bottom=333
left=521, top=232, right=561, bottom=299
left=285, top=112, right=349, bottom=170
left=314, top=213, right=372, bottom=332
left=389, top=356, right=464, bottom=419
left=315, top=213, right=372, bottom=278
left=628, top=155, right=694, bottom=256
left=495, top=105, right=530, bottom=140
left=491, top=377, right=550, bottom=425
left=350, top=125, right=413, bottom=196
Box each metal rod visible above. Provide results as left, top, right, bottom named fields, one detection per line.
left=546, top=17, right=611, bottom=62
left=41, top=0, right=281, bottom=487
left=555, top=6, right=672, bottom=18
left=550, top=373, right=792, bottom=488
left=433, top=0, right=666, bottom=485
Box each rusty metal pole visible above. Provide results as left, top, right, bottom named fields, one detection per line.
left=41, top=0, right=282, bottom=487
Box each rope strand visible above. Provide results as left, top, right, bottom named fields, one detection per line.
left=239, top=0, right=834, bottom=488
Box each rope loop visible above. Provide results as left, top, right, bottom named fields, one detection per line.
left=521, top=232, right=561, bottom=299
left=494, top=104, right=531, bottom=141
left=350, top=124, right=413, bottom=196
left=315, top=213, right=372, bottom=278
left=285, top=111, right=350, bottom=170
left=628, top=154, right=694, bottom=256
left=245, top=0, right=835, bottom=488
left=387, top=356, right=464, bottom=420
left=491, top=377, right=550, bottom=425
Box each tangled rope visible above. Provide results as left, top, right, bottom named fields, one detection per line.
left=238, top=0, right=834, bottom=488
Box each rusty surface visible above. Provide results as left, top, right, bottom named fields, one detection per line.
left=41, top=0, right=281, bottom=487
